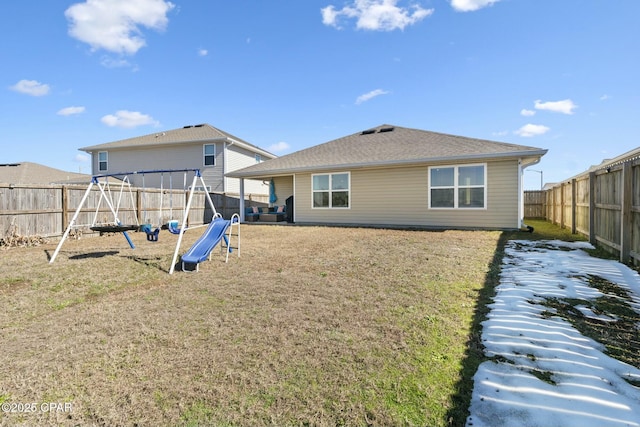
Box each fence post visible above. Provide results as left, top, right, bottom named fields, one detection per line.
left=571, top=178, right=577, bottom=234
left=560, top=183, right=565, bottom=228
left=589, top=172, right=596, bottom=245
left=620, top=162, right=632, bottom=263
left=62, top=185, right=69, bottom=234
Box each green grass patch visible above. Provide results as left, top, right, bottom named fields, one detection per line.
left=541, top=275, right=640, bottom=370
left=522, top=219, right=587, bottom=242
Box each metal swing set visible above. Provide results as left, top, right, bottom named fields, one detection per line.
left=49, top=168, right=234, bottom=274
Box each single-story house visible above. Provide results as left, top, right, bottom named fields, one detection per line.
left=226, top=124, right=547, bottom=230
left=79, top=123, right=276, bottom=196
left=0, top=162, right=92, bottom=186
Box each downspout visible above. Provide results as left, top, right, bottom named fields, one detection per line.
left=518, top=159, right=523, bottom=228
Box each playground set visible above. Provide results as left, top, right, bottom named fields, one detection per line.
left=49, top=168, right=240, bottom=274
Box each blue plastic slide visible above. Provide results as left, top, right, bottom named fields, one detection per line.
left=181, top=219, right=230, bottom=270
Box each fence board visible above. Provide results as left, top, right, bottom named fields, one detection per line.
left=524, top=156, right=640, bottom=264
left=523, top=191, right=545, bottom=218
left=0, top=184, right=255, bottom=240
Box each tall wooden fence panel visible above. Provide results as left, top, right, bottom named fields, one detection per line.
left=575, top=176, right=590, bottom=236
left=0, top=184, right=257, bottom=241
left=593, top=167, right=622, bottom=253
left=0, top=185, right=63, bottom=237
left=523, top=191, right=545, bottom=218
left=524, top=157, right=640, bottom=264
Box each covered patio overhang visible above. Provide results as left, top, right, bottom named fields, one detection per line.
left=235, top=173, right=290, bottom=222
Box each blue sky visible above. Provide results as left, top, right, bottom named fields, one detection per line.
left=2, top=0, right=639, bottom=189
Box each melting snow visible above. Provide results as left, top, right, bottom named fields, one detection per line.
left=467, top=240, right=640, bottom=427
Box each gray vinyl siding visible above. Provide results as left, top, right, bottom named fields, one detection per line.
left=90, top=143, right=223, bottom=190
left=225, top=144, right=269, bottom=195
left=293, top=159, right=519, bottom=229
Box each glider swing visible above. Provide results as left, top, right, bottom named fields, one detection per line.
left=89, top=174, right=138, bottom=247
left=49, top=168, right=218, bottom=270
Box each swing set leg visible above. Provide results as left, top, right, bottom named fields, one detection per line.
left=123, top=231, right=135, bottom=249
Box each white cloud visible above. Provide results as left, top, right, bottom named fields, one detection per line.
left=514, top=124, right=550, bottom=137
left=492, top=130, right=508, bottom=137
left=450, top=0, right=501, bottom=12
left=534, top=99, right=578, bottom=115
left=600, top=94, right=611, bottom=101
left=74, top=153, right=90, bottom=163
left=58, top=106, right=86, bottom=116
left=65, top=0, right=175, bottom=55
left=321, top=0, right=433, bottom=31
left=197, top=48, right=208, bottom=57
left=355, top=88, right=390, bottom=104
left=268, top=141, right=291, bottom=153
left=9, top=79, right=50, bottom=96
left=520, top=109, right=535, bottom=117
left=101, top=110, right=159, bottom=128
left=100, top=56, right=132, bottom=68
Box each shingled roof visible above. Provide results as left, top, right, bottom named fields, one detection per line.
left=79, top=123, right=276, bottom=158
left=0, top=162, right=91, bottom=185
left=226, top=124, right=547, bottom=178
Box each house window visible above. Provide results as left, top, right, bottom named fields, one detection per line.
left=429, top=164, right=486, bottom=209
left=98, top=151, right=108, bottom=171
left=204, top=144, right=215, bottom=166
left=255, top=154, right=261, bottom=163
left=312, top=172, right=350, bottom=208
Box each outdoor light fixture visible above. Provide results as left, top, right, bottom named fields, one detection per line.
left=527, top=169, right=543, bottom=190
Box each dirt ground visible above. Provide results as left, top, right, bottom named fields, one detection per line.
left=0, top=224, right=501, bottom=426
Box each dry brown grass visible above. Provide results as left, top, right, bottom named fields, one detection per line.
left=0, top=225, right=502, bottom=426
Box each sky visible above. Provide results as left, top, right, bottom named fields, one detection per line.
left=468, top=239, right=640, bottom=427
left=2, top=0, right=639, bottom=190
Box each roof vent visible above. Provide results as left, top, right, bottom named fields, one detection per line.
left=361, top=129, right=376, bottom=135
left=378, top=127, right=395, bottom=133
left=195, top=124, right=205, bottom=127
left=183, top=125, right=193, bottom=128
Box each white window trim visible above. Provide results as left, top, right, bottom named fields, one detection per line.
left=98, top=151, right=108, bottom=172
left=428, top=163, right=487, bottom=210
left=203, top=144, right=216, bottom=167
left=311, top=172, right=351, bottom=209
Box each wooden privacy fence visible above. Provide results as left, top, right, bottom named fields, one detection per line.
left=0, top=183, right=265, bottom=240
left=524, top=158, right=640, bottom=264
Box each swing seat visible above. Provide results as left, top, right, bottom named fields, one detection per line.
left=167, top=220, right=184, bottom=235
left=140, top=224, right=160, bottom=241
left=146, top=228, right=160, bottom=241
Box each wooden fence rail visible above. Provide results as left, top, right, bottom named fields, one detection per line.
left=0, top=184, right=266, bottom=241
left=524, top=157, right=640, bottom=264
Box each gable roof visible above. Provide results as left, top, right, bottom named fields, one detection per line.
left=79, top=123, right=276, bottom=158
left=0, top=162, right=92, bottom=185
left=226, top=124, right=547, bottom=178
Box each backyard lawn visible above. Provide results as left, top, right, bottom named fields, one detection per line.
left=0, top=222, right=546, bottom=426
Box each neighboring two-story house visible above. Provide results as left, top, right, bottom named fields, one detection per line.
left=79, top=123, right=276, bottom=196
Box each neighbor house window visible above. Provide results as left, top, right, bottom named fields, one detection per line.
left=204, top=144, right=215, bottom=166
left=98, top=151, right=108, bottom=171
left=312, top=172, right=350, bottom=208
left=255, top=154, right=261, bottom=163
left=429, top=164, right=486, bottom=209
